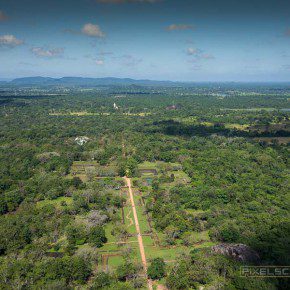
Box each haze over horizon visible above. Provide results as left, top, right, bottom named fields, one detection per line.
left=1, top=0, right=290, bottom=82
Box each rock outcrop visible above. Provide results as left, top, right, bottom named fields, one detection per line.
left=212, top=243, right=260, bottom=264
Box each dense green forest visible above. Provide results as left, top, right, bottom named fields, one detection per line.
left=0, top=84, right=289, bottom=289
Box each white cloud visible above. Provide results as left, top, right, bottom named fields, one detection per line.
left=187, top=47, right=201, bottom=55
left=190, top=64, right=203, bottom=71
left=166, top=24, right=194, bottom=31
left=82, top=23, right=105, bottom=38
left=0, top=10, right=8, bottom=21
left=202, top=53, right=215, bottom=59
left=187, top=47, right=215, bottom=61
left=120, top=54, right=142, bottom=66
left=0, top=35, right=23, bottom=47
left=98, top=51, right=113, bottom=56
left=95, top=59, right=104, bottom=65
left=31, top=47, right=64, bottom=58
left=97, top=0, right=160, bottom=3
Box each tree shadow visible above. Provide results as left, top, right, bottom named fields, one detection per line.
left=146, top=119, right=289, bottom=139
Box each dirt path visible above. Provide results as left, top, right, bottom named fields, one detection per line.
left=124, top=177, right=153, bottom=290
left=126, top=209, right=134, bottom=228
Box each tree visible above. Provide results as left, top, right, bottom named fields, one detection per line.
left=118, top=157, right=139, bottom=177
left=111, top=224, right=129, bottom=240
left=0, top=196, right=8, bottom=215
left=116, top=262, right=136, bottom=281
left=86, top=210, right=108, bottom=227
left=166, top=260, right=191, bottom=290
left=152, top=179, right=159, bottom=191
left=75, top=246, right=99, bottom=264
left=91, top=272, right=112, bottom=289
left=66, top=224, right=86, bottom=246
left=164, top=225, right=180, bottom=245
left=87, top=226, right=107, bottom=248
left=125, top=158, right=138, bottom=177
left=147, top=258, right=166, bottom=280
left=131, top=276, right=146, bottom=288
left=72, top=176, right=83, bottom=189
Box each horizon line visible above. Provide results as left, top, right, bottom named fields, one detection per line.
left=1, top=76, right=290, bottom=84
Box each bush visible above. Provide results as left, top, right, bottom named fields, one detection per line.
left=87, top=226, right=107, bottom=248
left=147, top=258, right=166, bottom=280
left=91, top=272, right=112, bottom=289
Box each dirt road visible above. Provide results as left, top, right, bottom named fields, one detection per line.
left=124, top=177, right=153, bottom=290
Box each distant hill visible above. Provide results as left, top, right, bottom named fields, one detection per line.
left=6, top=77, right=289, bottom=88
left=9, top=76, right=177, bottom=87
left=12, top=77, right=56, bottom=85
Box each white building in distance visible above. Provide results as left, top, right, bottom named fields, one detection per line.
left=75, top=136, right=89, bottom=146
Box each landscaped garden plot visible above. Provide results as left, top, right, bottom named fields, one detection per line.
left=66, top=162, right=205, bottom=283
left=123, top=206, right=136, bottom=235
left=138, top=161, right=160, bottom=170
left=134, top=194, right=152, bottom=234
left=131, top=161, right=219, bottom=273
left=71, top=161, right=99, bottom=172
left=137, top=161, right=191, bottom=187
left=70, top=161, right=118, bottom=179
left=142, top=236, right=155, bottom=247
left=139, top=169, right=158, bottom=176
left=107, top=255, right=125, bottom=269
left=145, top=245, right=187, bottom=262
left=37, top=196, right=73, bottom=209
left=253, top=136, right=290, bottom=145
left=49, top=111, right=111, bottom=116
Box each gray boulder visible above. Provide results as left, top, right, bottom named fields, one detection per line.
left=212, top=243, right=260, bottom=263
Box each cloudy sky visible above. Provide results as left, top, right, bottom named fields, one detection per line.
left=0, top=0, right=290, bottom=81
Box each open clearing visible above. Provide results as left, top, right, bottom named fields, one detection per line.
left=58, top=160, right=215, bottom=289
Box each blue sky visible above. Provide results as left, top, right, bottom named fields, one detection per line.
left=0, top=0, right=290, bottom=81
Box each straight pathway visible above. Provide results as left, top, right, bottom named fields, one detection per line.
left=124, top=177, right=153, bottom=290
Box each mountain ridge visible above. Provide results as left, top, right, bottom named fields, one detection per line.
left=9, top=76, right=177, bottom=86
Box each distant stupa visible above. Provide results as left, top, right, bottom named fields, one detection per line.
left=113, top=103, right=119, bottom=110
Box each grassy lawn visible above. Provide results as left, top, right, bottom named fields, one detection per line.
left=123, top=206, right=136, bottom=235
left=223, top=107, right=276, bottom=112
left=142, top=235, right=154, bottom=246
left=134, top=194, right=151, bottom=233
left=145, top=245, right=187, bottom=261
left=195, top=241, right=216, bottom=248
left=50, top=111, right=111, bottom=116
left=101, top=243, right=120, bottom=252
left=123, top=112, right=151, bottom=116
left=224, top=123, right=249, bottom=130
left=136, top=207, right=151, bottom=233
left=83, top=168, right=214, bottom=278
left=105, top=223, right=117, bottom=243
left=70, top=161, right=118, bottom=178
left=71, top=160, right=99, bottom=166
left=138, top=161, right=159, bottom=170
left=127, top=236, right=139, bottom=247
left=172, top=170, right=189, bottom=179
left=173, top=116, right=251, bottom=132
left=66, top=173, right=88, bottom=182
left=37, top=196, right=73, bottom=209
left=107, top=255, right=124, bottom=268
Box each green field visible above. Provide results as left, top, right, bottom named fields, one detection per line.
left=37, top=196, right=73, bottom=209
